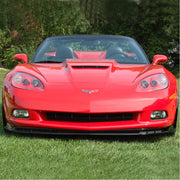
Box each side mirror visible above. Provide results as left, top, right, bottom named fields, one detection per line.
left=14, top=54, right=28, bottom=64
left=152, top=55, right=167, bottom=65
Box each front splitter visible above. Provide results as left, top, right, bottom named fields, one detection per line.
left=5, top=124, right=175, bottom=136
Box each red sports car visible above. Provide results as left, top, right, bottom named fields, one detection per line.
left=2, top=35, right=178, bottom=135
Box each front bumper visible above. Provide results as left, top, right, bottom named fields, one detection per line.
left=3, top=85, right=177, bottom=135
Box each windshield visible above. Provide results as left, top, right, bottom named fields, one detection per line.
left=32, top=35, right=149, bottom=64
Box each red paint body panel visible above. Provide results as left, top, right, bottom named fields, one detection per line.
left=3, top=60, right=177, bottom=131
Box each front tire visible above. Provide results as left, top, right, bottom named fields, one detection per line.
left=168, top=106, right=178, bottom=136
left=2, top=100, right=10, bottom=134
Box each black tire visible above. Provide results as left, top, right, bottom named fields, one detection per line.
left=173, top=106, right=178, bottom=129
left=168, top=106, right=178, bottom=136
left=1, top=99, right=10, bottom=134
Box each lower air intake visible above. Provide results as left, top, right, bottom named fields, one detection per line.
left=46, top=112, right=133, bottom=122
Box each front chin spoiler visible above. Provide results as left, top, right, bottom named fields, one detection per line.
left=5, top=124, right=175, bottom=136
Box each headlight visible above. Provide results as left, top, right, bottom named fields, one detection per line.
left=12, top=72, right=44, bottom=90
left=136, top=74, right=168, bottom=92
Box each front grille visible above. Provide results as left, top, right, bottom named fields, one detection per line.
left=46, top=112, right=133, bottom=122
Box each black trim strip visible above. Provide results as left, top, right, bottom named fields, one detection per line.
left=5, top=126, right=172, bottom=136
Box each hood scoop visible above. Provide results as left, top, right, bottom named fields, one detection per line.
left=64, top=59, right=117, bottom=71
left=72, top=65, right=109, bottom=69
left=62, top=59, right=115, bottom=83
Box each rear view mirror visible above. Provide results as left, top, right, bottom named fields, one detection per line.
left=152, top=55, right=167, bottom=65
left=14, top=54, right=28, bottom=64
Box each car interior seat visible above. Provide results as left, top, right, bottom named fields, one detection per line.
left=56, top=45, right=75, bottom=61
left=105, top=46, right=124, bottom=59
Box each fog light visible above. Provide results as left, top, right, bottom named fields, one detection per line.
left=12, top=109, right=29, bottom=118
left=151, top=111, right=167, bottom=120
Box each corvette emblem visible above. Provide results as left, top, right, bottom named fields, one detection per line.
left=81, top=89, right=99, bottom=94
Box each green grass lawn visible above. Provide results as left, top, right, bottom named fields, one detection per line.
left=0, top=69, right=179, bottom=179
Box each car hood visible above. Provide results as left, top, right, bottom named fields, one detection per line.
left=26, top=59, right=166, bottom=89
left=15, top=59, right=166, bottom=87
left=13, top=59, right=167, bottom=112
left=36, top=60, right=140, bottom=82
left=31, top=58, right=162, bottom=80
